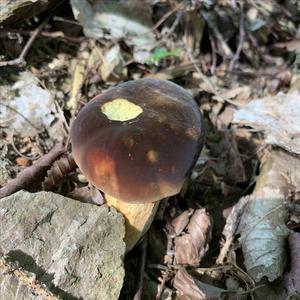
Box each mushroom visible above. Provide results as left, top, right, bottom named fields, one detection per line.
left=70, top=78, right=205, bottom=251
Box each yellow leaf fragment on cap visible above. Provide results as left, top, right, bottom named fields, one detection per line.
left=101, top=98, right=143, bottom=121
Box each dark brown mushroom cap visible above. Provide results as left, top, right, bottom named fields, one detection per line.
left=71, top=78, right=205, bottom=204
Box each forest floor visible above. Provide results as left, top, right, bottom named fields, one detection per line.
left=1, top=1, right=300, bottom=299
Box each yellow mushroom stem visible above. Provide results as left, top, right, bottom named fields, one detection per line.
left=105, top=194, right=159, bottom=252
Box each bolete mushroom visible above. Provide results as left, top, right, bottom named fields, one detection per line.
left=71, top=78, right=205, bottom=251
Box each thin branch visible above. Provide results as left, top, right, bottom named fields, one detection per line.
left=229, top=4, right=245, bottom=71
left=183, top=44, right=243, bottom=107
left=0, top=143, right=65, bottom=198
left=150, top=2, right=183, bottom=33
left=0, top=28, right=84, bottom=44
left=0, top=0, right=65, bottom=67
left=0, top=18, right=48, bottom=67
left=156, top=224, right=175, bottom=300
left=156, top=268, right=171, bottom=300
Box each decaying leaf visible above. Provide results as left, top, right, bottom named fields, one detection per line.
left=0, top=71, right=66, bottom=142
left=234, top=93, right=300, bottom=155
left=99, top=45, right=126, bottom=82
left=237, top=150, right=300, bottom=282
left=70, top=0, right=155, bottom=53
left=174, top=268, right=207, bottom=300
left=171, top=210, right=190, bottom=236
left=65, top=52, right=88, bottom=115
left=175, top=208, right=212, bottom=266
left=174, top=268, right=226, bottom=300
left=68, top=185, right=104, bottom=205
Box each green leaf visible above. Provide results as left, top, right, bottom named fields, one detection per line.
left=144, top=48, right=181, bottom=65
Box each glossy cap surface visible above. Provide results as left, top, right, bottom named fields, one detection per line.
left=71, top=78, right=205, bottom=203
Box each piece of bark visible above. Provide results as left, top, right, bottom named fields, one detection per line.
left=43, top=153, right=77, bottom=190
left=0, top=143, right=65, bottom=199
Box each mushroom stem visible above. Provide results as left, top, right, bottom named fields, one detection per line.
left=105, top=194, right=159, bottom=251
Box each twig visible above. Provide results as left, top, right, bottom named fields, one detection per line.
left=40, top=31, right=84, bottom=43
left=183, top=44, right=242, bottom=107
left=53, top=16, right=80, bottom=25
left=0, top=254, right=60, bottom=300
left=0, top=29, right=84, bottom=44
left=201, top=11, right=233, bottom=58
left=156, top=268, right=171, bottom=300
left=136, top=0, right=186, bottom=40
left=229, top=4, right=245, bottom=71
left=149, top=2, right=184, bottom=33
left=133, top=236, right=148, bottom=300
left=216, top=196, right=250, bottom=265
left=0, top=143, right=65, bottom=198
left=0, top=19, right=48, bottom=67
left=210, top=35, right=217, bottom=75
left=163, top=10, right=183, bottom=40
left=0, top=0, right=65, bottom=67
left=156, top=224, right=175, bottom=300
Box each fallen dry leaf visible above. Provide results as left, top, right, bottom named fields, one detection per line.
left=234, top=93, right=300, bottom=155
left=174, top=268, right=207, bottom=300
left=237, top=150, right=300, bottom=282
left=68, top=185, right=104, bottom=205
left=171, top=210, right=190, bottom=236
left=175, top=208, right=212, bottom=266
left=0, top=71, right=66, bottom=142
left=99, top=45, right=126, bottom=82
left=174, top=268, right=225, bottom=300
left=65, top=52, right=88, bottom=116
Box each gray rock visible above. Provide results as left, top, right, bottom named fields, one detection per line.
left=0, top=158, right=11, bottom=187
left=0, top=191, right=125, bottom=300
left=0, top=0, right=61, bottom=25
